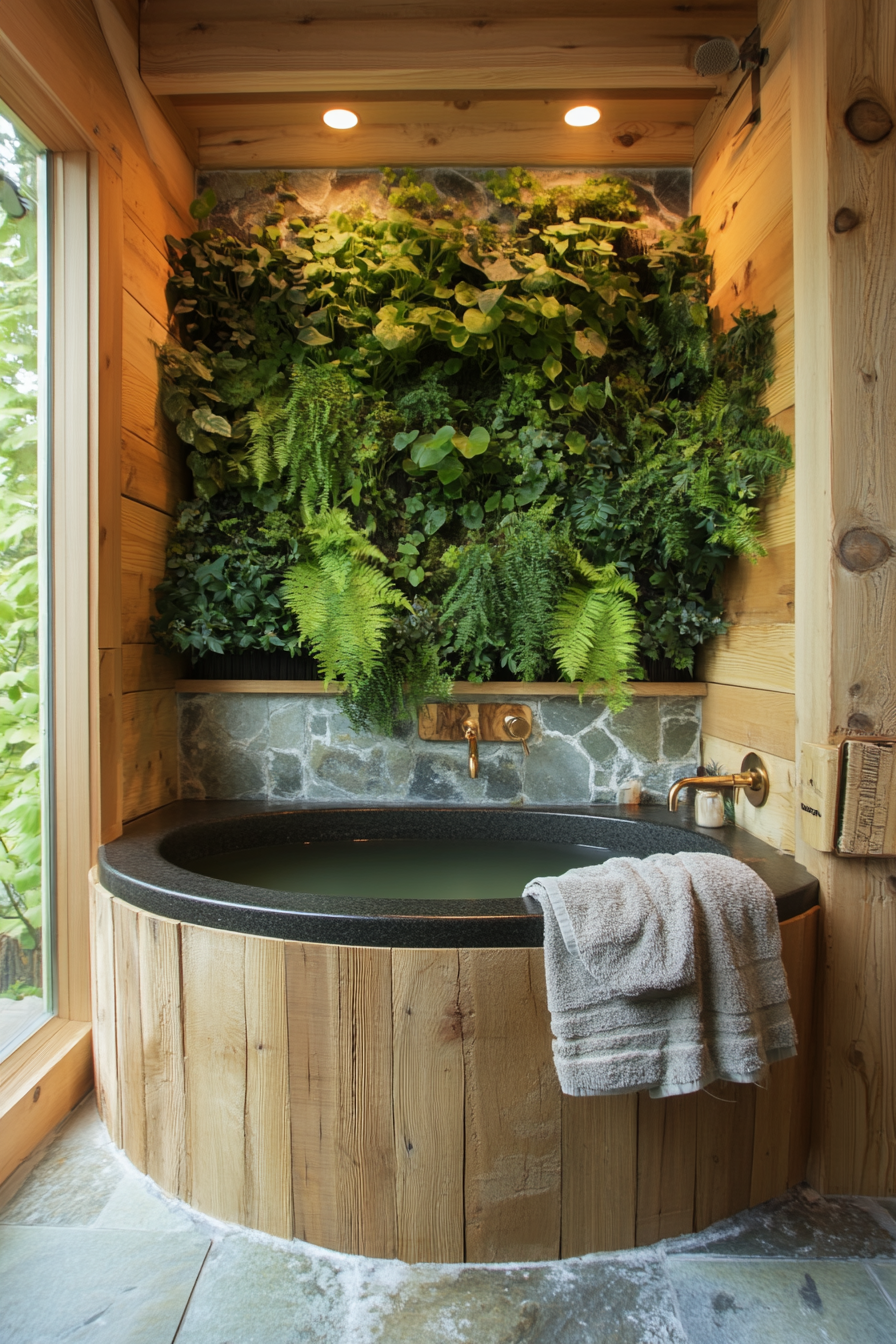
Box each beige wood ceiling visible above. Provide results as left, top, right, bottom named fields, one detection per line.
left=140, top=2, right=758, bottom=168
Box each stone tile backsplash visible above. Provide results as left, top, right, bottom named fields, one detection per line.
left=178, top=693, right=701, bottom=807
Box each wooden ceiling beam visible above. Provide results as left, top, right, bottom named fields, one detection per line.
left=139, top=16, right=751, bottom=95
left=143, top=1, right=756, bottom=21
left=174, top=93, right=711, bottom=132
left=170, top=89, right=713, bottom=129
left=196, top=107, right=694, bottom=169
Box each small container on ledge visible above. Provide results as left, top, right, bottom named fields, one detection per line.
left=694, top=789, right=726, bottom=827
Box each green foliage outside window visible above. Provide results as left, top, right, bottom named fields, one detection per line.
left=153, top=170, right=791, bottom=732
left=0, top=116, right=43, bottom=996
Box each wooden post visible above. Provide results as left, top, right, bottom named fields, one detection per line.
left=792, top=0, right=896, bottom=1194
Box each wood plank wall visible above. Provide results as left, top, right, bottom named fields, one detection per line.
left=693, top=0, right=796, bottom=852
left=2, top=0, right=195, bottom=841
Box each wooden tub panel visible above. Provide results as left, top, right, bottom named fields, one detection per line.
left=137, top=912, right=185, bottom=1200
left=392, top=949, right=464, bottom=1264
left=561, top=1091, right=638, bottom=1256
left=334, top=946, right=397, bottom=1258
left=460, top=948, right=562, bottom=1263
left=285, top=940, right=341, bottom=1248
left=635, top=1092, right=698, bottom=1247
left=244, top=936, right=293, bottom=1240
left=94, top=883, right=820, bottom=1262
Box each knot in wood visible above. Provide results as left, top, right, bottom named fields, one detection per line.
left=833, top=207, right=859, bottom=233
left=845, top=99, right=893, bottom=144
left=847, top=712, right=876, bottom=734
left=837, top=527, right=891, bottom=572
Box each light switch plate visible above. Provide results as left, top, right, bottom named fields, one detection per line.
left=798, top=742, right=840, bottom=851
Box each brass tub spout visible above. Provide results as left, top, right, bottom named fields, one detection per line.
left=667, top=753, right=770, bottom=811
left=462, top=717, right=479, bottom=778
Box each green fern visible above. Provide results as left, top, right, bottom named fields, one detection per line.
left=498, top=507, right=567, bottom=682
left=249, top=364, right=355, bottom=511
left=551, top=560, right=640, bottom=710
left=281, top=509, right=410, bottom=685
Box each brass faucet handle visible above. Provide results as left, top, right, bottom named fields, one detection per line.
left=504, top=714, right=530, bottom=756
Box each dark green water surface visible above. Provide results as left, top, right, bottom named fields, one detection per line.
left=190, top=839, right=626, bottom=902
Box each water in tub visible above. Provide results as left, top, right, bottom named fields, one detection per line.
left=190, top=839, right=628, bottom=901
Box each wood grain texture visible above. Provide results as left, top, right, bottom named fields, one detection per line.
left=694, top=1081, right=757, bottom=1230
left=702, top=731, right=795, bottom=853
left=562, top=1092, right=638, bottom=1255
left=138, top=912, right=186, bottom=1199
left=244, top=936, right=293, bottom=1239
left=750, top=909, right=818, bottom=1205
left=335, top=946, right=397, bottom=1257
left=147, top=1, right=758, bottom=21
left=460, top=948, right=561, bottom=1262
left=199, top=116, right=694, bottom=170
left=0, top=1021, right=94, bottom=1187
left=99, top=648, right=123, bottom=844
left=285, top=940, right=341, bottom=1248
left=391, top=949, right=464, bottom=1263
left=90, top=877, right=120, bottom=1146
left=98, top=884, right=820, bottom=1257
left=140, top=16, right=729, bottom=95
left=121, top=427, right=187, bottom=515
left=121, top=496, right=172, bottom=644
left=123, top=207, right=173, bottom=325
left=112, top=898, right=146, bottom=1169
left=702, top=685, right=795, bottom=762
left=786, top=906, right=819, bottom=1188
left=698, top=624, right=795, bottom=694
left=722, top=544, right=795, bottom=626
left=635, top=1092, right=698, bottom=1245
left=182, top=924, right=248, bottom=1222
left=121, top=688, right=178, bottom=820
left=96, top=157, right=123, bottom=655
left=175, top=679, right=708, bottom=697
left=122, top=642, right=182, bottom=693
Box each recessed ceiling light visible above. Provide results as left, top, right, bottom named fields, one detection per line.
left=564, top=105, right=601, bottom=128
left=323, top=108, right=359, bottom=130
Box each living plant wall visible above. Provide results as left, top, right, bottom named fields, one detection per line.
left=154, top=167, right=790, bottom=733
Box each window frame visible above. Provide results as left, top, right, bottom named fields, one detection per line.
left=0, top=141, right=97, bottom=1179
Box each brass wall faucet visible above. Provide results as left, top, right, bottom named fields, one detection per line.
left=462, top=716, right=479, bottom=778
left=667, top=752, right=770, bottom=811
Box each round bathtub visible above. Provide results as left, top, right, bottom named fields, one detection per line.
left=94, top=803, right=819, bottom=1262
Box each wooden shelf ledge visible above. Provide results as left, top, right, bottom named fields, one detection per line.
left=175, top=680, right=708, bottom=698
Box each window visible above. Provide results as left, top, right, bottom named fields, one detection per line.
left=0, top=103, right=51, bottom=1058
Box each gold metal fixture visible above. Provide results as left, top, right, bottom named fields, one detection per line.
left=462, top=717, right=479, bottom=778
left=504, top=714, right=530, bottom=756
left=417, top=703, right=533, bottom=778
left=667, top=752, right=770, bottom=812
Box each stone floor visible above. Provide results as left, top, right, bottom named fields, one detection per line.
left=2, top=1096, right=896, bottom=1343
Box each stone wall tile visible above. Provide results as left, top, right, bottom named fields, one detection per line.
left=176, top=693, right=700, bottom=807
left=268, top=750, right=304, bottom=800
left=268, top=702, right=307, bottom=752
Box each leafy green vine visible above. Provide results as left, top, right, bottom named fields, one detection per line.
left=153, top=169, right=791, bottom=730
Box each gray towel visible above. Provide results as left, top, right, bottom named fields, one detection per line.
left=525, top=853, right=797, bottom=1098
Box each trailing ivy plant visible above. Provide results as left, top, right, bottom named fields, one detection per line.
left=153, top=169, right=791, bottom=730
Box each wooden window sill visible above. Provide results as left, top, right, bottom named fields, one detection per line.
left=175, top=680, right=708, bottom=698
left=0, top=1017, right=93, bottom=1185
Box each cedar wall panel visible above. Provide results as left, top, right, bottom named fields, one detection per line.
left=0, top=0, right=194, bottom=842
left=119, top=174, right=190, bottom=826
left=693, top=0, right=796, bottom=850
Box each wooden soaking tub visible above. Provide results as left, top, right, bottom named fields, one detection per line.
left=93, top=803, right=819, bottom=1262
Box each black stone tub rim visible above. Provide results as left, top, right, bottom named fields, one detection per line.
left=98, top=801, right=820, bottom=950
